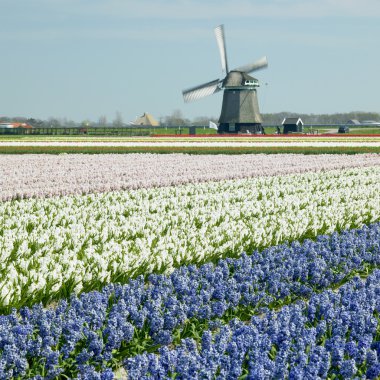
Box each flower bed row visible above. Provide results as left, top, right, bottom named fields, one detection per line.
left=1, top=223, right=380, bottom=379
left=1, top=153, right=380, bottom=201
left=2, top=145, right=380, bottom=156
left=2, top=166, right=380, bottom=309
left=126, top=270, right=380, bottom=379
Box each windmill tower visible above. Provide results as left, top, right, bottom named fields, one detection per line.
left=182, top=25, right=268, bottom=134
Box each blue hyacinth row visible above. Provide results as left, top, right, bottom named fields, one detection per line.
left=126, top=270, right=380, bottom=379
left=2, top=223, right=380, bottom=378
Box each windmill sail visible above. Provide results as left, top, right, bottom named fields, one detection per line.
left=214, top=25, right=229, bottom=74
left=182, top=79, right=222, bottom=103
left=233, top=56, right=268, bottom=74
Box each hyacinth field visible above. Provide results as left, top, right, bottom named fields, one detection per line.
left=2, top=153, right=380, bottom=379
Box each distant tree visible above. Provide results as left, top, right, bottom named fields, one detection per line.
left=13, top=116, right=28, bottom=122
left=26, top=118, right=45, bottom=127
left=192, top=116, right=218, bottom=126
left=48, top=117, right=61, bottom=128
left=81, top=120, right=91, bottom=128
left=58, top=117, right=78, bottom=128
left=113, top=111, right=123, bottom=127
left=161, top=109, right=190, bottom=126
left=64, top=119, right=78, bottom=128
left=26, top=118, right=37, bottom=126
left=98, top=115, right=108, bottom=127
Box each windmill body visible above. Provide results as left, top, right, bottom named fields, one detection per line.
left=219, top=71, right=262, bottom=133
left=182, top=25, right=268, bottom=134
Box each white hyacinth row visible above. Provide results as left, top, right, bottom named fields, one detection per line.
left=1, top=153, right=380, bottom=201
left=1, top=166, right=380, bottom=307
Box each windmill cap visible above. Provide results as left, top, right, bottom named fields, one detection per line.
left=223, top=71, right=258, bottom=87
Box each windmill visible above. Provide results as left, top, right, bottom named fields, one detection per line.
left=182, top=25, right=268, bottom=134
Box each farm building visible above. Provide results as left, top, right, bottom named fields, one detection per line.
left=346, top=119, right=361, bottom=125
left=0, top=122, right=33, bottom=134
left=282, top=117, right=303, bottom=134
left=0, top=122, right=32, bottom=129
left=131, top=113, right=160, bottom=127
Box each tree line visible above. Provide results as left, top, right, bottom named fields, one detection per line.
left=1, top=110, right=379, bottom=128
left=261, top=111, right=380, bottom=125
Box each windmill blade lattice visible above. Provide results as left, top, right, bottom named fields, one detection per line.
left=182, top=79, right=222, bottom=103
left=233, top=56, right=268, bottom=74
left=214, top=25, right=229, bottom=74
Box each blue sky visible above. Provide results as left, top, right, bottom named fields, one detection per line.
left=1, top=0, right=379, bottom=123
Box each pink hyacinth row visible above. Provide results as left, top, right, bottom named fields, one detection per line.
left=1, top=153, right=380, bottom=201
